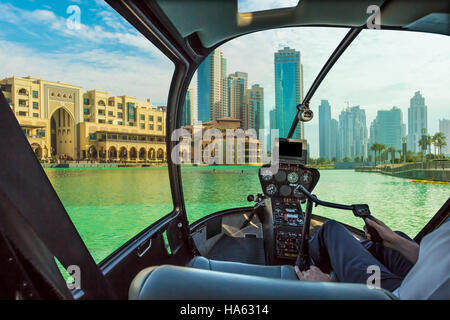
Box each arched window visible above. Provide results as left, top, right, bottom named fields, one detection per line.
left=18, top=88, right=27, bottom=95
left=98, top=100, right=106, bottom=106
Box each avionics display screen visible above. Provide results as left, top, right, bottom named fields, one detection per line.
left=279, top=139, right=303, bottom=158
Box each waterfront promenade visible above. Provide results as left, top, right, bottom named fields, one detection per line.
left=356, top=161, right=450, bottom=182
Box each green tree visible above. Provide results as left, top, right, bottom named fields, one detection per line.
left=433, top=132, right=447, bottom=157
left=396, top=149, right=402, bottom=162
left=370, top=143, right=386, bottom=166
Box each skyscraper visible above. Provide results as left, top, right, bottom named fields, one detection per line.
left=269, top=108, right=277, bottom=151
left=330, top=118, right=339, bottom=160
left=248, top=84, right=264, bottom=137
left=439, top=119, right=450, bottom=155
left=338, top=106, right=368, bottom=160
left=197, top=49, right=227, bottom=122
left=319, top=100, right=332, bottom=159
left=274, top=47, right=304, bottom=139
left=181, top=88, right=193, bottom=126
left=227, top=72, right=248, bottom=122
left=370, top=106, right=405, bottom=151
left=407, top=91, right=427, bottom=152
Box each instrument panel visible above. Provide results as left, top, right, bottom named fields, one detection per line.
left=258, top=164, right=319, bottom=200
left=259, top=163, right=320, bottom=261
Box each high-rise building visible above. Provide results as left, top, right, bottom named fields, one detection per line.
left=338, top=106, right=367, bottom=160
left=248, top=84, right=264, bottom=137
left=319, top=100, right=332, bottom=159
left=269, top=108, right=277, bottom=152
left=181, top=87, right=194, bottom=126
left=274, top=47, right=304, bottom=139
left=370, top=106, right=405, bottom=151
left=407, top=91, right=427, bottom=152
left=227, top=72, right=247, bottom=122
left=439, top=118, right=450, bottom=155
left=330, top=118, right=339, bottom=160
left=197, top=49, right=227, bottom=122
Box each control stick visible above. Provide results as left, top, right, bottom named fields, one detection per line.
left=293, top=184, right=382, bottom=243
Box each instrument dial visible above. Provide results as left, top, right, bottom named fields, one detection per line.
left=287, top=171, right=299, bottom=184
left=266, top=184, right=277, bottom=196
left=261, top=169, right=273, bottom=181
left=301, top=171, right=313, bottom=184
left=293, top=187, right=303, bottom=198
left=280, top=185, right=291, bottom=197
left=275, top=170, right=287, bottom=182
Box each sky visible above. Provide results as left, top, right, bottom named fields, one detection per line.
left=0, top=0, right=449, bottom=158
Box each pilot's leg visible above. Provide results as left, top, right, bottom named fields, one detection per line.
left=309, top=220, right=403, bottom=291
left=362, top=231, right=415, bottom=278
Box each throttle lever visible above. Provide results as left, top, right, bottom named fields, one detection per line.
left=363, top=216, right=383, bottom=243
left=352, top=204, right=382, bottom=243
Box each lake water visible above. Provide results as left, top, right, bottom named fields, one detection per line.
left=45, top=166, right=450, bottom=263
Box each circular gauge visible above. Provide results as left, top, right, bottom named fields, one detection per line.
left=287, top=171, right=299, bottom=184
left=274, top=170, right=287, bottom=182
left=261, top=169, right=273, bottom=181
left=293, top=187, right=304, bottom=198
left=300, top=171, right=313, bottom=184
left=265, top=184, right=277, bottom=196
left=280, top=185, right=291, bottom=197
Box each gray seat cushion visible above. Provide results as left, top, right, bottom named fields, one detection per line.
left=129, top=264, right=396, bottom=300
left=187, top=256, right=298, bottom=280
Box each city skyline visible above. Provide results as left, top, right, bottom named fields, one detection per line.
left=1, top=1, right=448, bottom=158
left=196, top=48, right=264, bottom=135
left=318, top=92, right=450, bottom=160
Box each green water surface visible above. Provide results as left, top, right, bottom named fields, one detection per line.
left=44, top=166, right=450, bottom=263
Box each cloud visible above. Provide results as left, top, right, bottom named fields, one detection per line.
left=219, top=27, right=449, bottom=157
left=0, top=40, right=174, bottom=104
left=0, top=2, right=162, bottom=57
left=2, top=1, right=449, bottom=158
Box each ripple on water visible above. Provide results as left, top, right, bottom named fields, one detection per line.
left=45, top=167, right=449, bottom=263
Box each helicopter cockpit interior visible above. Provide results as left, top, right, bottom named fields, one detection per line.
left=0, top=0, right=449, bottom=302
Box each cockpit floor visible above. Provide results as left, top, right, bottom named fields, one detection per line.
left=206, top=235, right=265, bottom=265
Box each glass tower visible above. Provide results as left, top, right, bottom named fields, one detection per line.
left=248, top=84, right=264, bottom=137
left=197, top=49, right=227, bottom=123
left=181, top=88, right=193, bottom=126
left=319, top=100, right=332, bottom=159
left=274, top=47, right=304, bottom=139
left=407, top=91, right=427, bottom=152
left=371, top=106, right=404, bottom=151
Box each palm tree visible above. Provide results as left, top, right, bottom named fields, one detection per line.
left=433, top=132, right=447, bottom=156
left=387, top=145, right=395, bottom=164
left=431, top=134, right=438, bottom=155
left=370, top=143, right=386, bottom=166
left=370, top=144, right=377, bottom=166
left=418, top=135, right=432, bottom=154
left=396, top=149, right=402, bottom=162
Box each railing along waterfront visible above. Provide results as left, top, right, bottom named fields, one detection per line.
left=357, top=160, right=450, bottom=173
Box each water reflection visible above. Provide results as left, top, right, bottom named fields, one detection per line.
left=45, top=166, right=449, bottom=262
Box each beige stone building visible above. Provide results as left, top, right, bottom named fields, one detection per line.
left=0, top=76, right=166, bottom=162
left=181, top=117, right=261, bottom=164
